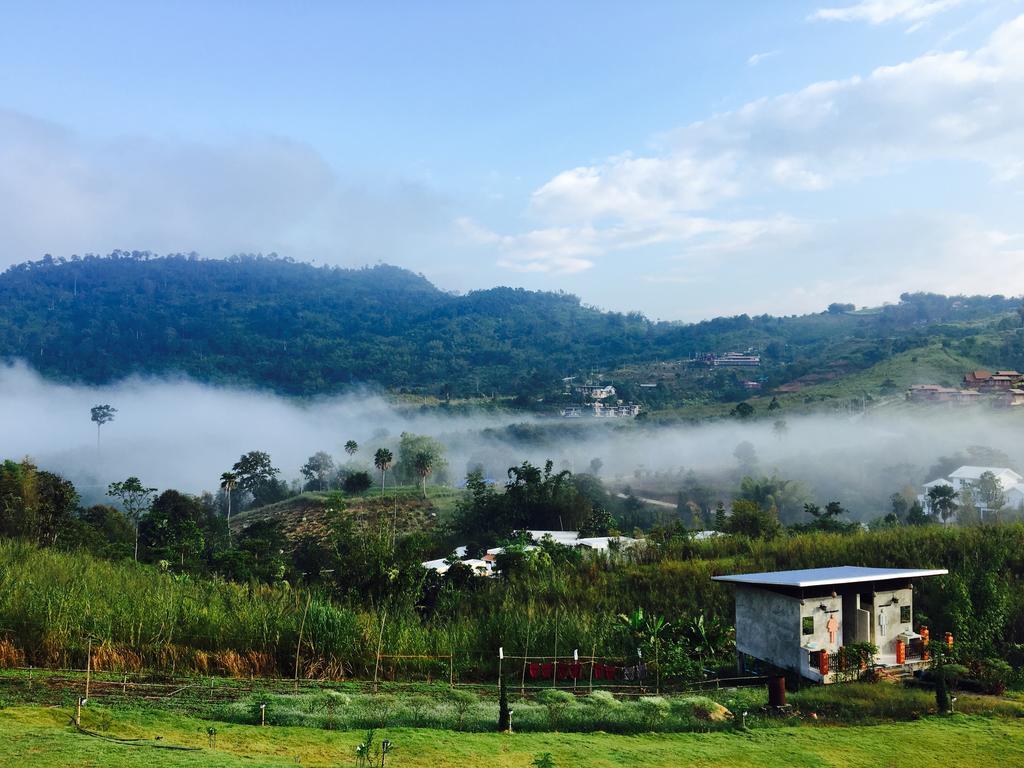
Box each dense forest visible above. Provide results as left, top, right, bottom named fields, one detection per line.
left=2, top=252, right=1023, bottom=398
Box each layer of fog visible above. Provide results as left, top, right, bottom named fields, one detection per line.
left=2, top=361, right=1022, bottom=519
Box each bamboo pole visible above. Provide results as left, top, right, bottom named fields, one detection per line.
left=589, top=641, right=596, bottom=693
left=552, top=607, right=559, bottom=688
left=521, top=605, right=532, bottom=698
left=293, top=593, right=312, bottom=693
left=85, top=639, right=92, bottom=702
left=372, top=608, right=388, bottom=693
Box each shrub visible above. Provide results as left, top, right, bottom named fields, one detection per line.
left=404, top=695, right=433, bottom=727
left=536, top=689, right=575, bottom=730
left=449, top=689, right=476, bottom=730
left=975, top=658, right=1012, bottom=695
left=636, top=696, right=670, bottom=731
left=586, top=690, right=620, bottom=709
left=343, top=472, right=373, bottom=493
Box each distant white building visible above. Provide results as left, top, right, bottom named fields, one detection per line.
left=919, top=465, right=1024, bottom=515
left=575, top=384, right=617, bottom=400
left=422, top=531, right=639, bottom=576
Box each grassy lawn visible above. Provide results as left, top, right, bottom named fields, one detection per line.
left=4, top=703, right=1024, bottom=768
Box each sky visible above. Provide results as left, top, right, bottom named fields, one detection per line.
left=1, top=0, right=1023, bottom=320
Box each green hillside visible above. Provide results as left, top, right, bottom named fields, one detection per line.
left=230, top=487, right=460, bottom=546
left=2, top=252, right=1023, bottom=403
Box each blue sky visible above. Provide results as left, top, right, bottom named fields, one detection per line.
left=1, top=0, right=1023, bottom=319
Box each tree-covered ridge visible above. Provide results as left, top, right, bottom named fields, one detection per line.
left=1, top=251, right=1021, bottom=396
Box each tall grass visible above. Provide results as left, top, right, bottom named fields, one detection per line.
left=3, top=524, right=1024, bottom=678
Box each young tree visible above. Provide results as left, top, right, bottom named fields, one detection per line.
left=975, top=471, right=1005, bottom=519
left=301, top=451, right=335, bottom=491
left=578, top=504, right=615, bottom=537
left=107, top=476, right=157, bottom=561
left=140, top=490, right=207, bottom=568
left=373, top=448, right=394, bottom=495
left=90, top=404, right=117, bottom=453
left=926, top=484, right=959, bottom=523
left=344, top=440, right=359, bottom=456
left=906, top=499, right=930, bottom=526
left=731, top=401, right=755, bottom=419
left=772, top=418, right=788, bottom=440
left=219, top=471, right=238, bottom=543
left=414, top=451, right=434, bottom=497
left=714, top=501, right=728, bottom=531
left=231, top=451, right=280, bottom=507
left=723, top=500, right=781, bottom=539
left=799, top=500, right=858, bottom=533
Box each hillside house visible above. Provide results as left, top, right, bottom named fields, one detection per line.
left=713, top=566, right=947, bottom=683
left=906, top=384, right=982, bottom=405
left=963, top=370, right=1024, bottom=392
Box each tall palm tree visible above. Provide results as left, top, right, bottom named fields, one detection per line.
left=344, top=440, right=359, bottom=456
left=413, top=451, right=433, bottom=498
left=220, top=471, right=238, bottom=544
left=373, top=448, right=393, bottom=496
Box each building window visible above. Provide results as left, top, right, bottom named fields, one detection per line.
left=900, top=605, right=911, bottom=624
left=802, top=616, right=814, bottom=635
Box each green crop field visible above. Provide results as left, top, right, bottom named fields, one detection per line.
left=3, top=703, right=1023, bottom=768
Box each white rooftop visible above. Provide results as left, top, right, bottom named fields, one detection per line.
left=712, top=565, right=947, bottom=588
left=948, top=466, right=1021, bottom=481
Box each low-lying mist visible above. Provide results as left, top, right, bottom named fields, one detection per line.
left=2, top=361, right=1022, bottom=520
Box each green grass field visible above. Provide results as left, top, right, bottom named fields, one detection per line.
left=3, top=703, right=1023, bottom=767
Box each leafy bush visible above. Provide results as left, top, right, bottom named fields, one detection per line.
left=636, top=696, right=670, bottom=730
left=974, top=658, right=1012, bottom=695
left=448, top=689, right=476, bottom=730
left=342, top=472, right=373, bottom=494
left=536, top=689, right=575, bottom=730
left=586, top=690, right=620, bottom=709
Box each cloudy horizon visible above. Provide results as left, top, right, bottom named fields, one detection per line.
left=2, top=1, right=1023, bottom=320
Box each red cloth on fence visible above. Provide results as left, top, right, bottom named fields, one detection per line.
left=528, top=662, right=540, bottom=679
left=592, top=663, right=604, bottom=680
left=540, top=662, right=554, bottom=678
left=604, top=664, right=617, bottom=680
left=558, top=664, right=571, bottom=680
left=569, top=663, right=582, bottom=679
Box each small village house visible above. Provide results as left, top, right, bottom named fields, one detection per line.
left=713, top=566, right=947, bottom=684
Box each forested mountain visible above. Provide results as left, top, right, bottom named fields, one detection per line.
left=1, top=252, right=1022, bottom=397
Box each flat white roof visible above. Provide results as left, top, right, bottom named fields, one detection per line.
left=712, top=565, right=947, bottom=588
left=949, top=465, right=1021, bottom=481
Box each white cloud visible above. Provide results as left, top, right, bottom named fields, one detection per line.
left=0, top=110, right=450, bottom=269
left=810, top=0, right=969, bottom=26
left=747, top=50, right=781, bottom=66
left=512, top=15, right=1024, bottom=249
left=649, top=212, right=1024, bottom=318
left=479, top=14, right=1024, bottom=313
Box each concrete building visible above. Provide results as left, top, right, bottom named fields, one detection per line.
left=713, top=566, right=947, bottom=683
